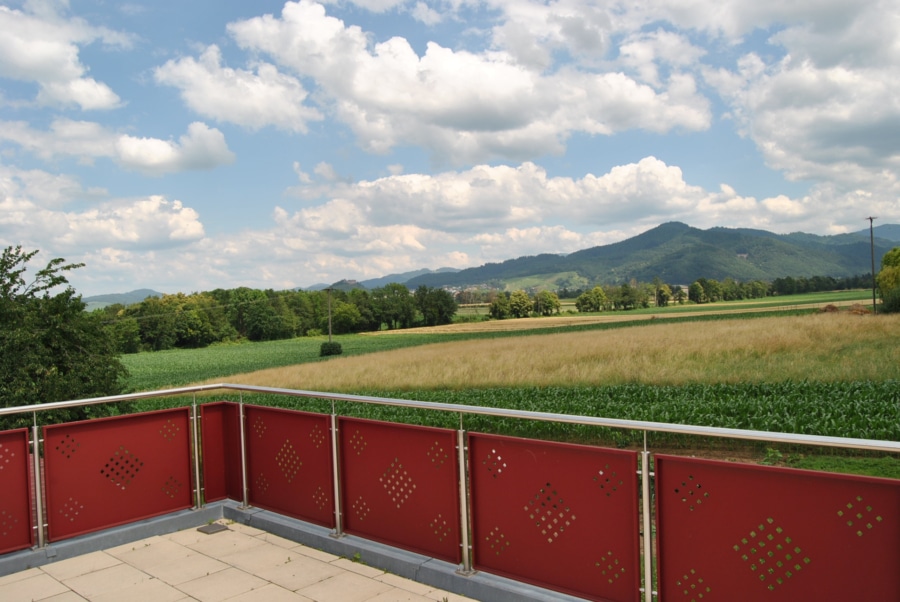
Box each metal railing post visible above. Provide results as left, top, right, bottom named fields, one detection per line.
left=330, top=407, right=344, bottom=537
left=191, top=395, right=203, bottom=509
left=641, top=434, right=655, bottom=602
left=31, top=416, right=45, bottom=549
left=456, top=423, right=473, bottom=574
left=238, top=393, right=249, bottom=509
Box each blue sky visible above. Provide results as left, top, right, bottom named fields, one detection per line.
left=1, top=0, right=898, bottom=296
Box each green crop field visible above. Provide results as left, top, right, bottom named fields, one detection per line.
left=120, top=295, right=900, bottom=478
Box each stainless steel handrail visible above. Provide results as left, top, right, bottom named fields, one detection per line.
left=5, top=382, right=899, bottom=453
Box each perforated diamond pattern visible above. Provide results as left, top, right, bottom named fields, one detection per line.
left=430, top=513, right=450, bottom=542
left=486, top=527, right=511, bottom=556
left=309, top=423, right=326, bottom=449
left=427, top=441, right=449, bottom=467
left=482, top=448, right=507, bottom=478
left=350, top=430, right=367, bottom=456
left=256, top=473, right=270, bottom=495
left=733, top=517, right=810, bottom=591
left=162, top=476, right=182, bottom=498
left=60, top=497, right=84, bottom=523
left=0, top=509, right=19, bottom=537
left=275, top=440, right=302, bottom=483
left=0, top=442, right=13, bottom=471
left=524, top=482, right=576, bottom=544
left=838, top=495, right=884, bottom=537
left=593, top=464, right=623, bottom=498
left=55, top=434, right=80, bottom=459
left=674, top=474, right=709, bottom=511
left=352, top=496, right=371, bottom=521
left=312, top=486, right=328, bottom=511
left=380, top=457, right=416, bottom=508
left=159, top=419, right=180, bottom=441
left=675, top=568, right=710, bottom=600
left=595, top=550, right=626, bottom=585
left=252, top=415, right=267, bottom=438
left=100, top=446, right=143, bottom=490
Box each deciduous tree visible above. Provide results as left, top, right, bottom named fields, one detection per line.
left=0, top=246, right=126, bottom=427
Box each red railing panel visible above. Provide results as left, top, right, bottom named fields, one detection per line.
left=200, top=402, right=242, bottom=503
left=244, top=405, right=334, bottom=527
left=0, top=429, right=34, bottom=554
left=656, top=455, right=900, bottom=601
left=44, top=409, right=193, bottom=541
left=339, top=417, right=461, bottom=563
left=469, top=433, right=641, bottom=602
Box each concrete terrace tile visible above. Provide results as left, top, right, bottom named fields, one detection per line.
left=40, top=592, right=89, bottom=602
left=39, top=550, right=121, bottom=582
left=215, top=540, right=303, bottom=572
left=374, top=573, right=436, bottom=596
left=176, top=566, right=268, bottom=602
left=224, top=582, right=313, bottom=602
left=254, top=555, right=344, bottom=591
left=222, top=522, right=267, bottom=537
left=0, top=571, right=70, bottom=601
left=291, top=545, right=341, bottom=563
left=143, top=551, right=230, bottom=586
left=252, top=532, right=307, bottom=550
left=183, top=529, right=268, bottom=559
left=90, top=576, right=189, bottom=602
left=365, top=589, right=437, bottom=602
left=296, top=571, right=393, bottom=602
left=105, top=535, right=194, bottom=569
left=0, top=566, right=42, bottom=585
left=165, top=525, right=228, bottom=547
left=61, top=563, right=151, bottom=599
left=329, top=557, right=386, bottom=578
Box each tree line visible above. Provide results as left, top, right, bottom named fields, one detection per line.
left=95, top=283, right=457, bottom=353
left=484, top=272, right=881, bottom=320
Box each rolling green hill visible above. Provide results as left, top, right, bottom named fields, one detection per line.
left=406, top=222, right=898, bottom=289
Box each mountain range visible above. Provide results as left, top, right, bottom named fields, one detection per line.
left=85, top=222, right=900, bottom=302
left=402, top=221, right=899, bottom=290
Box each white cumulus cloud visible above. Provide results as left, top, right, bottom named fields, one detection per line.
left=0, top=2, right=129, bottom=109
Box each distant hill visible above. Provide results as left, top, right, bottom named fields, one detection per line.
left=405, top=222, right=899, bottom=290
left=83, top=288, right=164, bottom=311
left=304, top=268, right=460, bottom=291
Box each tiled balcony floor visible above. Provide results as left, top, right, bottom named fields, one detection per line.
left=0, top=521, right=474, bottom=602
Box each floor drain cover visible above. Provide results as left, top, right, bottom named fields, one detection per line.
left=197, top=523, right=229, bottom=535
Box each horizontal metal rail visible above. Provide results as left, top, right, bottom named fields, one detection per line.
left=3, top=382, right=900, bottom=453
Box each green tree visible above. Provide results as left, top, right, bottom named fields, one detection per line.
left=414, top=286, right=458, bottom=326
left=0, top=246, right=127, bottom=426
left=655, top=282, right=672, bottom=307
left=489, top=293, right=511, bottom=319
left=533, top=290, right=561, bottom=316
left=329, top=300, right=362, bottom=334
left=372, top=283, right=416, bottom=329
left=508, top=290, right=532, bottom=318
left=688, top=281, right=706, bottom=304
left=575, top=286, right=607, bottom=312
left=876, top=247, right=900, bottom=313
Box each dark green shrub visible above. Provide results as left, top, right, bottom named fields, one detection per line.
left=880, top=287, right=900, bottom=313
left=320, top=341, right=343, bottom=356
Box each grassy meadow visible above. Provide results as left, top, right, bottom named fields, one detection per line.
left=121, top=296, right=900, bottom=477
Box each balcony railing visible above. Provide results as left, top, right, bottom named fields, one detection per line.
left=1, top=383, right=899, bottom=601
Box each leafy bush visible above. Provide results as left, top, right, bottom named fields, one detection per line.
left=881, top=287, right=900, bottom=313
left=320, top=341, right=343, bottom=357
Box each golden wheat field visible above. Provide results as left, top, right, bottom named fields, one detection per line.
left=205, top=312, right=900, bottom=392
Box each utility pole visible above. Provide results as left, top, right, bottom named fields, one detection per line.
left=326, top=286, right=333, bottom=343
left=866, top=216, right=877, bottom=314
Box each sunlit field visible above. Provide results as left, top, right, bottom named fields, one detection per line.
left=212, top=312, right=900, bottom=391
left=125, top=309, right=900, bottom=475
